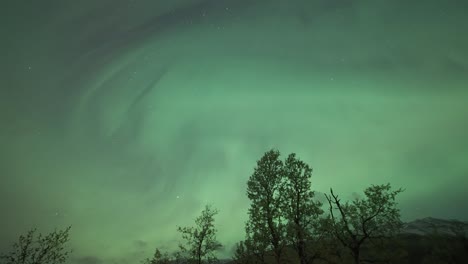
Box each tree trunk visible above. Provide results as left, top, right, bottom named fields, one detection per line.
left=276, top=255, right=282, bottom=264
left=274, top=248, right=282, bottom=264
left=298, top=240, right=307, bottom=264
left=352, top=248, right=360, bottom=264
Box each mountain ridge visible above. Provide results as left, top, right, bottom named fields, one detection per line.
left=401, top=216, right=468, bottom=236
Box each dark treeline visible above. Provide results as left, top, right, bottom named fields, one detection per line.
left=232, top=149, right=404, bottom=264
left=1, top=149, right=467, bottom=264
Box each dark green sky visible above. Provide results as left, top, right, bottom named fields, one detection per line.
left=1, top=0, right=467, bottom=263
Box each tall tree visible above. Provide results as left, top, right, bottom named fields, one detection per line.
left=0, top=226, right=72, bottom=264
left=280, top=153, right=324, bottom=264
left=246, top=149, right=287, bottom=264
left=177, top=205, right=223, bottom=264
left=324, top=183, right=404, bottom=264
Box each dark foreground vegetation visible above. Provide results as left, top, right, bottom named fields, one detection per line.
left=1, top=149, right=467, bottom=264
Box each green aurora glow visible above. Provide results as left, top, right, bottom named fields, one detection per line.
left=1, top=1, right=467, bottom=263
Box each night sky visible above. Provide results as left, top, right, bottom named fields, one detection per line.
left=1, top=0, right=467, bottom=263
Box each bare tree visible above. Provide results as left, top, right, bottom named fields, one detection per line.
left=0, top=226, right=72, bottom=264
left=324, top=183, right=404, bottom=264
left=177, top=205, right=223, bottom=264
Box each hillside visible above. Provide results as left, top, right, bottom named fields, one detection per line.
left=223, top=217, right=468, bottom=264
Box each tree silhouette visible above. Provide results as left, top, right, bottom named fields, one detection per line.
left=232, top=241, right=248, bottom=264
left=142, top=248, right=171, bottom=264
left=280, top=153, right=324, bottom=264
left=0, top=226, right=72, bottom=264
left=239, top=220, right=270, bottom=264
left=177, top=205, right=222, bottom=264
left=246, top=149, right=287, bottom=264
left=324, top=183, right=404, bottom=264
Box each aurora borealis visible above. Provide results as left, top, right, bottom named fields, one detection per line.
left=1, top=0, right=467, bottom=263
